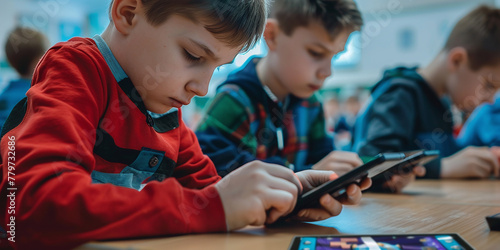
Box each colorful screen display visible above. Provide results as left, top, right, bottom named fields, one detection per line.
left=294, top=235, right=471, bottom=250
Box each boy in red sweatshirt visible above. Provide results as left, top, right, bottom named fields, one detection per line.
left=0, top=0, right=370, bottom=249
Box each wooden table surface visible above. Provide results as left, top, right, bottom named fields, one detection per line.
left=79, top=180, right=500, bottom=250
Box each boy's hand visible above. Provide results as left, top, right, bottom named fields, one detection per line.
left=380, top=165, right=426, bottom=193
left=312, top=151, right=363, bottom=176
left=491, top=146, right=500, bottom=166
left=215, top=161, right=302, bottom=231
left=441, top=146, right=500, bottom=178
left=292, top=170, right=371, bottom=221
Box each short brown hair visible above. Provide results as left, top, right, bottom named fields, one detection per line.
left=109, top=0, right=268, bottom=52
left=270, top=0, right=363, bottom=38
left=4, top=27, right=49, bottom=76
left=444, top=5, right=500, bottom=70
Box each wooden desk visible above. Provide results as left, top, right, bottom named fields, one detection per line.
left=79, top=180, right=500, bottom=250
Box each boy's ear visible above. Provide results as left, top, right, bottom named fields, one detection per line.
left=111, top=0, right=140, bottom=35
left=447, top=47, right=468, bottom=72
left=263, top=19, right=280, bottom=51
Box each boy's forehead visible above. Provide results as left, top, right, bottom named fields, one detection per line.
left=293, top=22, right=349, bottom=52
left=190, top=17, right=244, bottom=61
left=164, top=15, right=241, bottom=63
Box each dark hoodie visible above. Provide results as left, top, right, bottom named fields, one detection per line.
left=352, top=67, right=461, bottom=179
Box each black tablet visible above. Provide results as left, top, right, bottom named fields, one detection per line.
left=368, top=150, right=440, bottom=192
left=288, top=234, right=474, bottom=250
left=387, top=150, right=440, bottom=176
left=290, top=152, right=406, bottom=216
left=286, top=150, right=439, bottom=217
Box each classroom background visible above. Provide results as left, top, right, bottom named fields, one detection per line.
left=1, top=0, right=499, bottom=148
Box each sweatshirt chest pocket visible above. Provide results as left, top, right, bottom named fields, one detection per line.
left=92, top=147, right=177, bottom=191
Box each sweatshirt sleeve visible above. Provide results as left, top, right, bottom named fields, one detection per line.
left=0, top=45, right=225, bottom=250
left=173, top=115, right=223, bottom=189
left=195, top=90, right=272, bottom=176
left=357, top=86, right=417, bottom=156
left=356, top=85, right=442, bottom=179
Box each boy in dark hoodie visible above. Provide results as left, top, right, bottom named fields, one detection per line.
left=196, top=0, right=364, bottom=177
left=352, top=5, right=500, bottom=192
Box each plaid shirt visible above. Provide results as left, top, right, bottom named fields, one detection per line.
left=196, top=57, right=334, bottom=176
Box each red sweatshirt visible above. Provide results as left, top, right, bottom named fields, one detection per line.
left=0, top=38, right=225, bottom=249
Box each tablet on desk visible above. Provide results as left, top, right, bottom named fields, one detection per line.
left=286, top=150, right=439, bottom=217
left=288, top=234, right=474, bottom=250
left=387, top=150, right=440, bottom=175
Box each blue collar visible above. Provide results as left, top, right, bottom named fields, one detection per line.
left=92, top=35, right=128, bottom=83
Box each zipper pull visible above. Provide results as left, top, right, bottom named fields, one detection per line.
left=276, top=127, right=284, bottom=151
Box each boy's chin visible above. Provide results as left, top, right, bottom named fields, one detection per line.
left=455, top=104, right=472, bottom=115
left=295, top=91, right=316, bottom=99
left=147, top=105, right=175, bottom=115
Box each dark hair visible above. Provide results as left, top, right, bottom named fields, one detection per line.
left=444, top=5, right=500, bottom=70
left=4, top=27, right=49, bottom=76
left=109, top=0, right=268, bottom=52
left=270, top=0, right=363, bottom=38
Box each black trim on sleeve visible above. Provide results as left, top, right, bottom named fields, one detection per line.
left=93, top=128, right=177, bottom=179
left=1, top=97, right=28, bottom=139
left=94, top=128, right=141, bottom=165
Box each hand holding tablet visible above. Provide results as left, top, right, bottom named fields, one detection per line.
left=285, top=150, right=439, bottom=219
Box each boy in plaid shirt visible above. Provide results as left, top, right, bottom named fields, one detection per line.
left=196, top=0, right=364, bottom=177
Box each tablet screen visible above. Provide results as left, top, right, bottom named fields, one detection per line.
left=290, top=234, right=473, bottom=250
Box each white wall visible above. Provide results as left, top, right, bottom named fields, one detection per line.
left=0, top=1, right=19, bottom=85
left=0, top=1, right=16, bottom=57
left=326, top=0, right=497, bottom=89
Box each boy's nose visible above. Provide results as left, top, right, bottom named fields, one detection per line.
left=317, top=67, right=332, bottom=80
left=186, top=79, right=209, bottom=97
left=317, top=60, right=333, bottom=80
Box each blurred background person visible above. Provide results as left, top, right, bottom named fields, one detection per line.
left=0, top=26, right=49, bottom=129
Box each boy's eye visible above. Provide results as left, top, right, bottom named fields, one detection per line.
left=481, top=79, right=496, bottom=90
left=485, top=82, right=495, bottom=90
left=183, top=49, right=201, bottom=62
left=486, top=82, right=498, bottom=90
left=308, top=49, right=324, bottom=59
